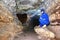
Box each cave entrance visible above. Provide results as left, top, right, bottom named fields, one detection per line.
left=16, top=13, right=40, bottom=31
left=16, top=13, right=27, bottom=24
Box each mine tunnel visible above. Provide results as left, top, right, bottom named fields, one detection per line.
left=28, top=15, right=40, bottom=29
left=16, top=13, right=27, bottom=24
left=16, top=13, right=40, bottom=30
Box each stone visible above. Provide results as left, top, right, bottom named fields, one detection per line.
left=49, top=13, right=57, bottom=22
left=34, top=26, right=55, bottom=40
left=16, top=0, right=42, bottom=12
left=46, top=0, right=60, bottom=15
left=1, top=0, right=16, bottom=13
left=48, top=25, right=60, bottom=40
left=0, top=2, right=23, bottom=40
left=47, top=1, right=60, bottom=22
left=47, top=2, right=60, bottom=40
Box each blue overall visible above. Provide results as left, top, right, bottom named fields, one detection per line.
left=39, top=9, right=50, bottom=27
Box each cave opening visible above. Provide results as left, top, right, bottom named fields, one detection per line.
left=16, top=13, right=27, bottom=24
left=16, top=13, right=40, bottom=31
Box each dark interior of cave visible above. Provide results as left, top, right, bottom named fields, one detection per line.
left=16, top=13, right=40, bottom=31
left=16, top=13, right=27, bottom=24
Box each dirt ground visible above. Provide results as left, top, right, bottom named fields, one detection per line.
left=14, top=30, right=40, bottom=40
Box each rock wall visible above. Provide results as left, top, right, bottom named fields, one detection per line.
left=34, top=0, right=60, bottom=40
left=0, top=2, right=23, bottom=40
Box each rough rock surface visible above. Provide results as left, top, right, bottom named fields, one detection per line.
left=0, top=2, right=23, bottom=40
left=16, top=0, right=40, bottom=12
left=48, top=2, right=60, bottom=40
left=1, top=0, right=16, bottom=13
left=34, top=26, right=55, bottom=40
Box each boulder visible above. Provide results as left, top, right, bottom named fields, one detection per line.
left=34, top=26, right=55, bottom=40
